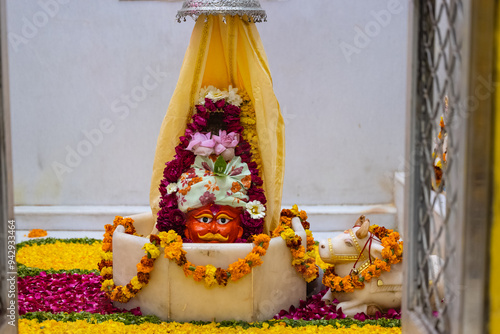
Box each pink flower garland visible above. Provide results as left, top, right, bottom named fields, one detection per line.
left=156, top=97, right=266, bottom=241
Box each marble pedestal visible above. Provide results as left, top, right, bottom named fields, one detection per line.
left=112, top=217, right=307, bottom=322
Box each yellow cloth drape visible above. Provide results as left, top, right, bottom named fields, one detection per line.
left=149, top=15, right=285, bottom=235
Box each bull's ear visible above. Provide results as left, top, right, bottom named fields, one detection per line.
left=356, top=218, right=370, bottom=239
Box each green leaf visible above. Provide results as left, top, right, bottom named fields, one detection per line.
left=21, top=312, right=162, bottom=325
left=213, top=155, right=227, bottom=176
left=17, top=263, right=99, bottom=278
left=20, top=312, right=401, bottom=328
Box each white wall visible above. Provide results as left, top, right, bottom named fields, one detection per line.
left=7, top=0, right=408, bottom=211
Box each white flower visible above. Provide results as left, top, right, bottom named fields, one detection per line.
left=197, top=86, right=210, bottom=105
left=166, top=183, right=178, bottom=194
left=227, top=85, right=242, bottom=106
left=206, top=87, right=228, bottom=102
left=246, top=200, right=266, bottom=219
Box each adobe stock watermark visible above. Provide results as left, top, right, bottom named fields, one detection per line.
left=8, top=0, right=72, bottom=52
left=51, top=65, right=168, bottom=181
left=339, top=0, right=404, bottom=63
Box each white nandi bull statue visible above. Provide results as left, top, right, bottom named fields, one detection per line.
left=318, top=215, right=403, bottom=316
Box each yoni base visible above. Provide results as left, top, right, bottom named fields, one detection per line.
left=112, top=218, right=307, bottom=322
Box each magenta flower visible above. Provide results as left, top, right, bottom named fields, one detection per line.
left=186, top=132, right=215, bottom=156
left=18, top=272, right=140, bottom=315
left=274, top=289, right=401, bottom=321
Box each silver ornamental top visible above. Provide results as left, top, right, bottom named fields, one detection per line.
left=177, top=0, right=267, bottom=23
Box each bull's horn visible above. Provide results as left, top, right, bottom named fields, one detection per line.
left=355, top=218, right=370, bottom=239
left=354, top=215, right=366, bottom=227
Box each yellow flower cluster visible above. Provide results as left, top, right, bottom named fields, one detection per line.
left=160, top=231, right=186, bottom=263
left=143, top=243, right=161, bottom=259
left=101, top=279, right=114, bottom=292
left=17, top=241, right=101, bottom=270
left=19, top=319, right=401, bottom=333
left=204, top=264, right=217, bottom=287
left=239, top=91, right=263, bottom=171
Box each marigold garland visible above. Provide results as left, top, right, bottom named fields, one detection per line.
left=322, top=225, right=403, bottom=293
left=170, top=231, right=271, bottom=286
left=272, top=205, right=319, bottom=283
left=99, top=216, right=158, bottom=304
left=101, top=205, right=318, bottom=302
left=100, top=217, right=272, bottom=302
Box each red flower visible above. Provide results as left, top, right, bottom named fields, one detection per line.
left=163, top=159, right=183, bottom=183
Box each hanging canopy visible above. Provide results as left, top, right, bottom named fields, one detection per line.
left=150, top=15, right=285, bottom=235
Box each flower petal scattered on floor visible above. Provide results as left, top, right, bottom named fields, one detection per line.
left=17, top=241, right=101, bottom=270
left=18, top=272, right=139, bottom=315
left=27, top=229, right=48, bottom=238
left=274, top=289, right=401, bottom=321
left=19, top=319, right=402, bottom=333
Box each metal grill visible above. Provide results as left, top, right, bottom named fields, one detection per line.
left=414, top=0, right=461, bottom=332
left=403, top=0, right=494, bottom=333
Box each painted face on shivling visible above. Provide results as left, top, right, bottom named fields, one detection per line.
left=184, top=204, right=243, bottom=243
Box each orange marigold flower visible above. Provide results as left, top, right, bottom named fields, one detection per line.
left=299, top=210, right=308, bottom=221
left=137, top=272, right=150, bottom=284
left=102, top=243, right=112, bottom=252
left=140, top=257, right=154, bottom=267
left=286, top=235, right=302, bottom=248
left=252, top=245, right=267, bottom=256
left=113, top=216, right=123, bottom=226
left=149, top=234, right=161, bottom=246
left=332, top=276, right=343, bottom=292
left=27, top=229, right=47, bottom=238
left=193, top=266, right=205, bottom=282
left=352, top=277, right=365, bottom=289
left=301, top=220, right=310, bottom=230
left=342, top=276, right=355, bottom=293
left=183, top=262, right=194, bottom=277
left=137, top=263, right=154, bottom=273
left=104, top=224, right=115, bottom=233
left=271, top=225, right=285, bottom=238
left=228, top=259, right=251, bottom=281
left=244, top=252, right=262, bottom=267
left=374, top=258, right=390, bottom=272
left=306, top=236, right=315, bottom=251
left=280, top=216, right=292, bottom=227
left=291, top=247, right=305, bottom=259
left=215, top=268, right=228, bottom=286
left=253, top=234, right=271, bottom=249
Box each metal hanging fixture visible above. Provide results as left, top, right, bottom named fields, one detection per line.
left=177, top=0, right=267, bottom=23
